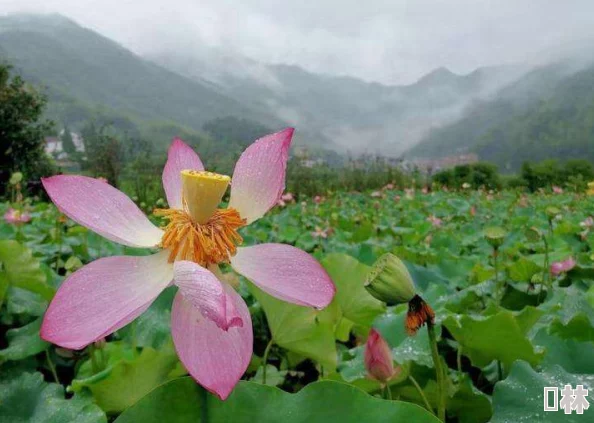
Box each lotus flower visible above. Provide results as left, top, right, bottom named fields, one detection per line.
left=311, top=226, right=333, bottom=239
left=4, top=208, right=31, bottom=224
left=364, top=328, right=399, bottom=383
left=550, top=257, right=576, bottom=276
left=427, top=215, right=442, bottom=227
left=552, top=186, right=564, bottom=194
left=40, top=128, right=336, bottom=400
left=276, top=192, right=294, bottom=207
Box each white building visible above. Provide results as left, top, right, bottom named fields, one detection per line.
left=44, top=130, right=85, bottom=159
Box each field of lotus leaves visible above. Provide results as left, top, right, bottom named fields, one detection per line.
left=1, top=186, right=594, bottom=422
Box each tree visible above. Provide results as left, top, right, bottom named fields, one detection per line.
left=81, top=122, right=124, bottom=187
left=0, top=63, right=55, bottom=194
left=61, top=124, right=76, bottom=155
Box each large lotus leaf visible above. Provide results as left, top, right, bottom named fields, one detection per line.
left=533, top=328, right=594, bottom=374
left=447, top=374, right=492, bottom=423
left=118, top=287, right=176, bottom=349
left=250, top=284, right=337, bottom=370
left=374, top=308, right=435, bottom=368
left=70, top=343, right=181, bottom=413
left=443, top=308, right=544, bottom=368
left=545, top=286, right=594, bottom=342
left=0, top=317, right=48, bottom=362
left=507, top=256, right=542, bottom=283
left=0, top=371, right=106, bottom=423
left=321, top=253, right=385, bottom=327
left=115, top=378, right=440, bottom=423
left=0, top=240, right=54, bottom=301
left=492, top=361, right=594, bottom=423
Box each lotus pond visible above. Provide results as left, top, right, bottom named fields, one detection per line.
left=1, top=187, right=594, bottom=422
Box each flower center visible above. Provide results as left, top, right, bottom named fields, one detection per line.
left=155, top=170, right=247, bottom=266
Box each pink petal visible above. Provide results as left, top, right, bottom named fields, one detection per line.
left=41, top=251, right=173, bottom=349
left=173, top=261, right=243, bottom=330
left=228, top=128, right=294, bottom=224
left=171, top=284, right=252, bottom=400
left=42, top=175, right=163, bottom=248
left=231, top=243, right=335, bottom=309
left=162, top=138, right=204, bottom=209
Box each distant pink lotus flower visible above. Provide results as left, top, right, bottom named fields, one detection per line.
left=470, top=206, right=477, bottom=217
left=40, top=128, right=335, bottom=400
left=276, top=192, right=295, bottom=207
left=552, top=186, right=564, bottom=194
left=421, top=186, right=429, bottom=194
left=371, top=191, right=383, bottom=198
left=580, top=217, right=594, bottom=228
left=4, top=208, right=31, bottom=224
left=393, top=195, right=401, bottom=202
left=311, top=226, right=332, bottom=239
left=314, top=195, right=325, bottom=204
left=427, top=215, right=442, bottom=227
left=383, top=183, right=395, bottom=191
left=364, top=328, right=399, bottom=384
left=550, top=257, right=576, bottom=276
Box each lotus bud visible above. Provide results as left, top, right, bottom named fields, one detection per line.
left=546, top=206, right=561, bottom=220
left=525, top=226, right=542, bottom=242
left=365, top=253, right=415, bottom=305
left=364, top=328, right=398, bottom=383
left=9, top=172, right=23, bottom=185
left=484, top=226, right=506, bottom=249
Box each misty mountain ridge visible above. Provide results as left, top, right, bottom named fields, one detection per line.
left=149, top=47, right=528, bottom=155
left=407, top=58, right=594, bottom=170
left=1, top=13, right=593, bottom=168
left=0, top=13, right=285, bottom=146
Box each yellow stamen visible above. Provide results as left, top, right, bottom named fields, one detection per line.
left=155, top=207, right=246, bottom=266
left=181, top=170, right=231, bottom=224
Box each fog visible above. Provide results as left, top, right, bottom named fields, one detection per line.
left=2, top=0, right=594, bottom=84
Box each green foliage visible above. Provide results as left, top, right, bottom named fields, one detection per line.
left=115, top=378, right=440, bottom=423
left=286, top=156, right=409, bottom=197
left=60, top=124, right=76, bottom=155
left=491, top=361, right=594, bottom=423
left=2, top=182, right=594, bottom=422
left=0, top=62, right=55, bottom=193
left=70, top=342, right=182, bottom=414
left=432, top=162, right=500, bottom=189
left=80, top=123, right=125, bottom=186
left=0, top=371, right=107, bottom=423
left=521, top=159, right=594, bottom=192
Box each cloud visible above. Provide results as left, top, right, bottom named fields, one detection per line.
left=2, top=0, right=593, bottom=84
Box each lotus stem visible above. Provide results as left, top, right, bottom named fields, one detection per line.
left=409, top=375, right=434, bottom=415
left=261, top=338, right=274, bottom=385
left=427, top=322, right=446, bottom=422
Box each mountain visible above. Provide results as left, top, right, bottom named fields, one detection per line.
left=149, top=50, right=527, bottom=155
left=0, top=14, right=282, bottom=147
left=407, top=60, right=594, bottom=170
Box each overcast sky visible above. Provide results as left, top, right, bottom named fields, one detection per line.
left=2, top=0, right=593, bottom=84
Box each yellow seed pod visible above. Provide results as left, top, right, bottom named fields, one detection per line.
left=181, top=170, right=230, bottom=224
